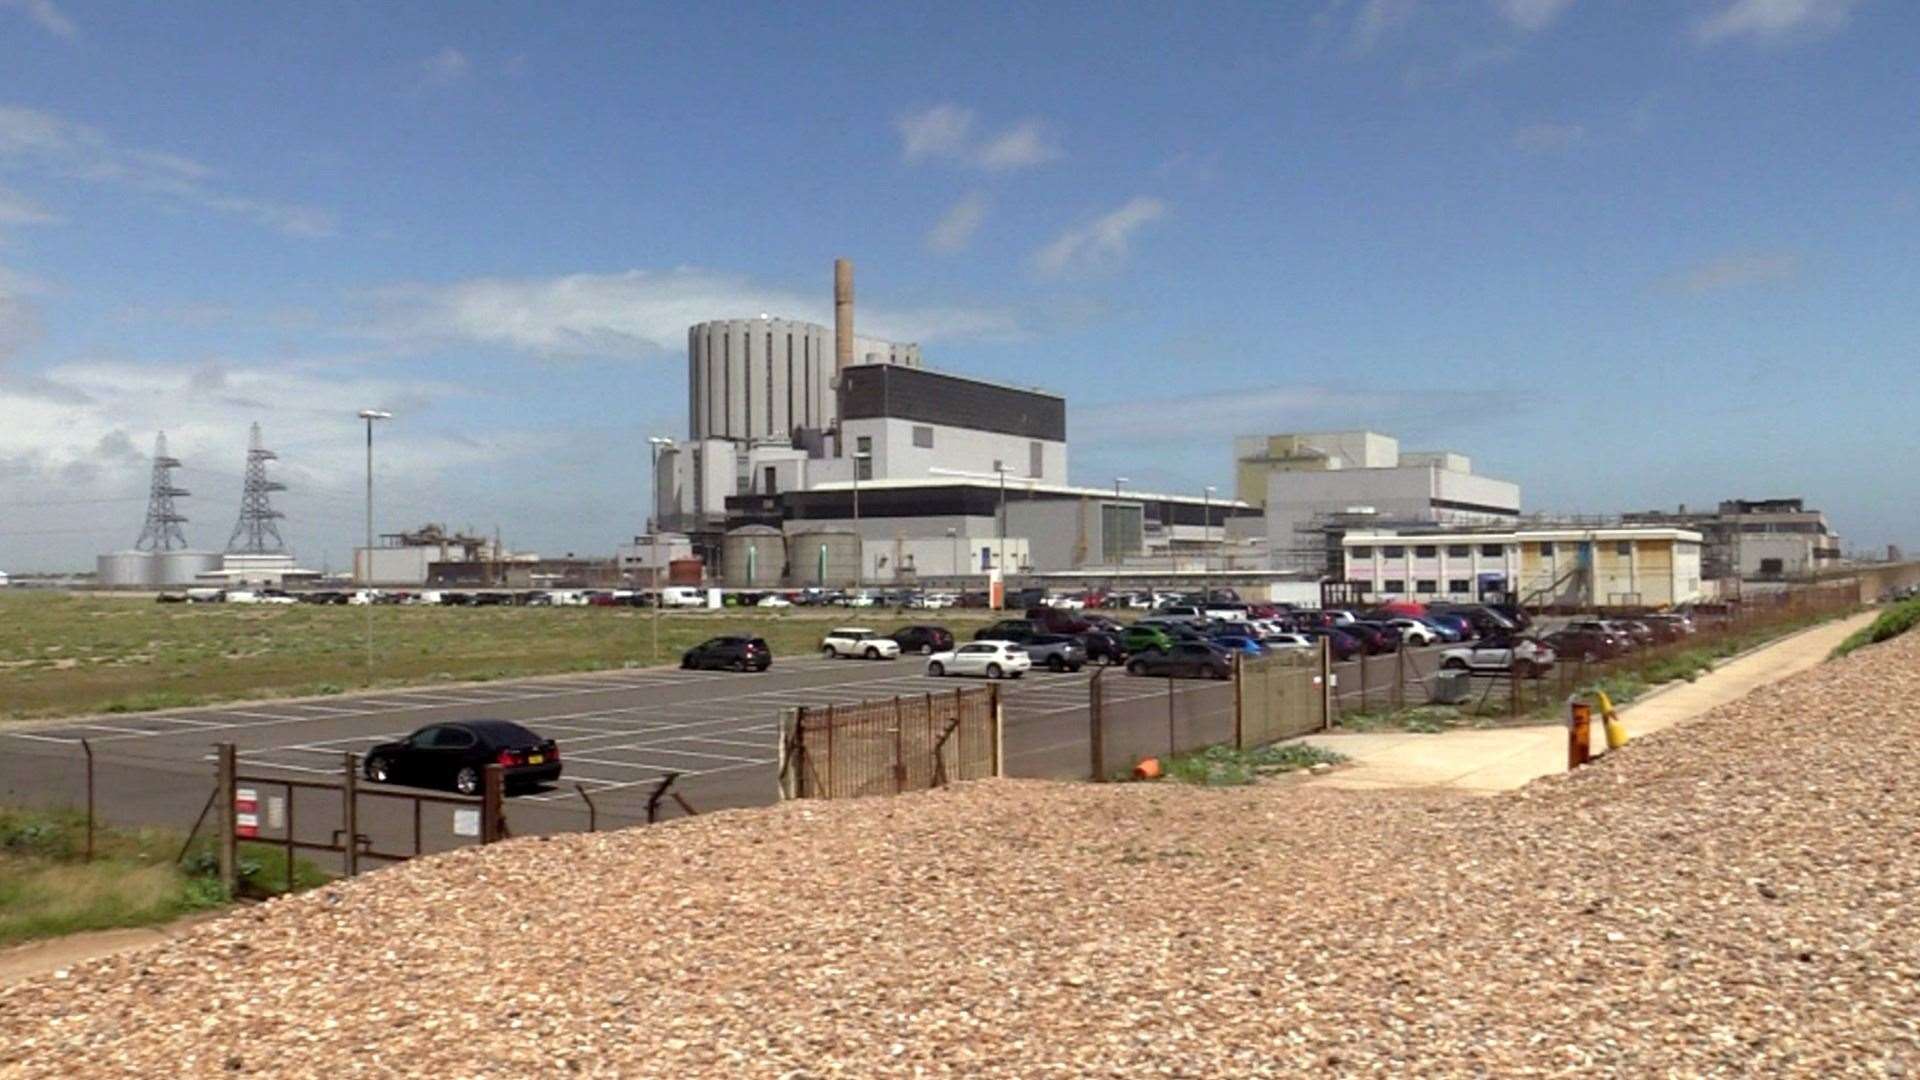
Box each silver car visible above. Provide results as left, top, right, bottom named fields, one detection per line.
left=1021, top=633, right=1088, bottom=673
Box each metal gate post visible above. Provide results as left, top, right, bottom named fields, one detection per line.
left=893, top=696, right=906, bottom=794
left=216, top=743, right=237, bottom=896
left=341, top=751, right=359, bottom=876
left=1394, top=648, right=1405, bottom=711
left=80, top=738, right=95, bottom=863
left=482, top=764, right=505, bottom=842
left=1166, top=676, right=1177, bottom=759
left=1232, top=654, right=1245, bottom=750
left=1089, top=669, right=1106, bottom=782
left=990, top=683, right=1004, bottom=778
left=825, top=703, right=836, bottom=799
left=1359, top=650, right=1370, bottom=711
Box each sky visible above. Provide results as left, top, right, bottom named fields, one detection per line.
left=0, top=0, right=1915, bottom=572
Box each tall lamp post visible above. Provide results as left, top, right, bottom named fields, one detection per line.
left=851, top=450, right=871, bottom=587
left=647, top=436, right=675, bottom=664
left=357, top=409, right=391, bottom=684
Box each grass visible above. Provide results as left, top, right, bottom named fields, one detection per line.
left=0, top=805, right=328, bottom=948
left=0, top=592, right=1009, bottom=721
left=1159, top=742, right=1347, bottom=787
left=1832, top=598, right=1920, bottom=658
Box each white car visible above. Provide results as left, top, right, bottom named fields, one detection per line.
left=1260, top=632, right=1317, bottom=651
left=1440, top=638, right=1556, bottom=677
left=756, top=594, right=793, bottom=608
left=926, top=641, right=1031, bottom=680
left=821, top=627, right=901, bottom=660
left=1387, top=618, right=1438, bottom=646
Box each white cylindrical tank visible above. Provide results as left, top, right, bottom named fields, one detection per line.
left=787, top=529, right=861, bottom=589
left=154, top=550, right=223, bottom=587
left=96, top=551, right=154, bottom=587
left=721, top=526, right=787, bottom=588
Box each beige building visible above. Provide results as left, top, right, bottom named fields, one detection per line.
left=1342, top=525, right=1705, bottom=610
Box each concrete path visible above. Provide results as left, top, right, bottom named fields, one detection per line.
left=0, top=912, right=222, bottom=987
left=1301, top=611, right=1875, bottom=795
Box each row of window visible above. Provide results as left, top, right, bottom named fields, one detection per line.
left=1353, top=540, right=1638, bottom=559
left=1377, top=579, right=1473, bottom=594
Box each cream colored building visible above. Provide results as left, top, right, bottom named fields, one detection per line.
left=1342, top=525, right=1705, bottom=609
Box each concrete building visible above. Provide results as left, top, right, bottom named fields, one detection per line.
left=1342, top=524, right=1705, bottom=609
left=686, top=317, right=920, bottom=446
left=615, top=532, right=695, bottom=585
left=1622, top=498, right=1843, bottom=582
left=1239, top=432, right=1521, bottom=576
left=354, top=524, right=507, bottom=586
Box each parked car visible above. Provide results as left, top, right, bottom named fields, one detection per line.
left=1024, top=606, right=1093, bottom=634
left=659, top=586, right=707, bottom=608
left=756, top=594, right=793, bottom=608
left=1022, top=633, right=1088, bottom=673
left=1539, top=628, right=1624, bottom=663
left=1384, top=617, right=1440, bottom=646
left=890, top=624, right=955, bottom=655
left=1211, top=635, right=1269, bottom=657
left=1640, top=612, right=1696, bottom=637
left=973, top=619, right=1039, bottom=643
left=927, top=641, right=1031, bottom=680
left=1301, top=626, right=1363, bottom=661
left=1120, top=624, right=1175, bottom=655
left=1343, top=622, right=1399, bottom=655
left=363, top=720, right=560, bottom=795
left=1126, top=641, right=1233, bottom=680
left=1425, top=612, right=1476, bottom=641
left=820, top=627, right=901, bottom=660
left=1261, top=632, right=1318, bottom=652
left=1439, top=637, right=1557, bottom=677
left=681, top=636, right=772, bottom=672
left=1076, top=629, right=1128, bottom=666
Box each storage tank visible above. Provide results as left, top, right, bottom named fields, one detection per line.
left=667, top=558, right=705, bottom=586
left=154, top=550, right=223, bottom=587
left=721, top=526, right=786, bottom=588
left=96, top=551, right=154, bottom=588
left=787, top=529, right=861, bottom=588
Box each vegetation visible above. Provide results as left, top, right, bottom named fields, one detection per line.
left=0, top=592, right=1005, bottom=721
left=1832, top=599, right=1920, bottom=658
left=0, top=804, right=327, bottom=948
left=1160, top=742, right=1346, bottom=787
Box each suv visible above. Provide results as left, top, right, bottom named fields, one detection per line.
left=1539, top=627, right=1623, bottom=663
left=890, top=625, right=955, bottom=655
left=1024, top=606, right=1093, bottom=634
left=1439, top=637, right=1556, bottom=677
left=973, top=619, right=1039, bottom=643
left=1022, top=633, right=1088, bottom=673
left=820, top=628, right=901, bottom=660
left=1076, top=629, right=1128, bottom=666
left=1126, top=641, right=1233, bottom=680
left=681, top=636, right=772, bottom=672
left=1121, top=624, right=1174, bottom=654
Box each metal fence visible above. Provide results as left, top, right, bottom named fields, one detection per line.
left=1234, top=646, right=1331, bottom=748
left=778, top=686, right=1002, bottom=799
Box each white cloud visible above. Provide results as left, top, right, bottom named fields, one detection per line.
left=369, top=267, right=1019, bottom=358
left=421, top=47, right=472, bottom=87
left=926, top=191, right=989, bottom=254
left=0, top=185, right=58, bottom=228
left=1032, top=197, right=1166, bottom=278
left=1512, top=121, right=1585, bottom=151
left=1494, top=0, right=1573, bottom=31
left=1350, top=0, right=1420, bottom=53
left=0, top=104, right=333, bottom=238
left=0, top=0, right=75, bottom=38
left=1692, top=0, right=1856, bottom=43
left=1667, top=251, right=1800, bottom=293
left=895, top=105, right=1061, bottom=171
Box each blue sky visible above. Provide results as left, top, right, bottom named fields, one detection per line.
left=0, top=0, right=1914, bottom=571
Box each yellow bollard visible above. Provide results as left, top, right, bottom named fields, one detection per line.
left=1594, top=690, right=1630, bottom=750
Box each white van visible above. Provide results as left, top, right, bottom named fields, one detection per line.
left=660, top=587, right=706, bottom=608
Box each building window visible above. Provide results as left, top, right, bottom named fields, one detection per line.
left=1480, top=543, right=1504, bottom=557
left=912, top=425, right=934, bottom=449
left=856, top=457, right=873, bottom=481
left=1382, top=579, right=1406, bottom=593
left=763, top=466, right=777, bottom=494
left=1415, top=579, right=1437, bottom=594
left=1760, top=557, right=1784, bottom=575
left=1615, top=541, right=1633, bottom=556
left=1030, top=441, right=1044, bottom=478
left=1414, top=545, right=1437, bottom=558
left=1383, top=545, right=1405, bottom=558
left=1539, top=542, right=1555, bottom=556
left=1447, top=545, right=1470, bottom=558
left=1448, top=578, right=1470, bottom=593
left=856, top=436, right=871, bottom=454
left=1350, top=545, right=1373, bottom=559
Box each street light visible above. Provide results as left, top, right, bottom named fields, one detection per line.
left=851, top=450, right=872, bottom=587
left=357, top=409, right=391, bottom=684
left=647, top=436, right=675, bottom=664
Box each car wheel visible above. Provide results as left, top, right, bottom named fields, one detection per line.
left=454, top=766, right=480, bottom=797
left=1442, top=658, right=1468, bottom=671
left=865, top=646, right=880, bottom=660
left=928, top=661, right=945, bottom=677
left=364, top=756, right=391, bottom=784
left=921, top=643, right=934, bottom=655
left=680, top=656, right=694, bottom=669
left=1047, top=655, right=1065, bottom=673
left=986, top=663, right=1003, bottom=680
left=1126, top=660, right=1147, bottom=676
left=731, top=658, right=747, bottom=672
left=822, top=646, right=836, bottom=659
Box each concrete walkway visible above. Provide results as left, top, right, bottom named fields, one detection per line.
left=1301, top=611, right=1875, bottom=795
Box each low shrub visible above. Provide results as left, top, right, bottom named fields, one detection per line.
left=1833, top=599, right=1920, bottom=658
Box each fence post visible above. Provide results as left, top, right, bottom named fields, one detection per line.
left=341, top=751, right=359, bottom=876
left=1359, top=649, right=1370, bottom=711
left=1166, top=676, right=1177, bottom=759
left=825, top=703, right=836, bottom=799
left=893, top=696, right=906, bottom=794
left=990, top=683, right=1004, bottom=778
left=80, top=738, right=95, bottom=864
left=1089, top=669, right=1106, bottom=782
left=1232, top=653, right=1245, bottom=750
left=1319, top=638, right=1333, bottom=730
left=481, top=763, right=505, bottom=842
left=216, top=743, right=237, bottom=897
left=1394, top=648, right=1405, bottom=712
left=775, top=709, right=790, bottom=800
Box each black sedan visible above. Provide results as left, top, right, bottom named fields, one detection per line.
left=363, top=720, right=560, bottom=795
left=1125, top=641, right=1233, bottom=680
left=890, top=624, right=955, bottom=655
left=681, top=635, right=773, bottom=671
left=1076, top=629, right=1128, bottom=666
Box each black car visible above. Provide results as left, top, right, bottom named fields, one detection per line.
left=1125, top=641, right=1233, bottom=680
left=973, top=619, right=1039, bottom=643
left=1077, top=629, right=1127, bottom=666
left=891, top=625, right=955, bottom=655
left=364, top=720, right=560, bottom=795
left=681, top=635, right=772, bottom=671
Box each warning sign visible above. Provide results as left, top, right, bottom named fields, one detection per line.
left=235, top=786, right=259, bottom=839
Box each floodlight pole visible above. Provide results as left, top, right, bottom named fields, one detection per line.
left=648, top=437, right=675, bottom=665
left=357, top=409, right=391, bottom=685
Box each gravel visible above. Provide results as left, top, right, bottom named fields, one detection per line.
left=4, top=634, right=1918, bottom=1077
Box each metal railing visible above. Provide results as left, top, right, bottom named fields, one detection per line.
left=778, top=686, right=1002, bottom=799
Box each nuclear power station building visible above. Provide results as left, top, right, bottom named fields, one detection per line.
left=647, top=259, right=1255, bottom=588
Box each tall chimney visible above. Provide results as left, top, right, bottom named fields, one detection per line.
left=834, top=257, right=854, bottom=373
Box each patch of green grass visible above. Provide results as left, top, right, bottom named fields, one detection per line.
left=1832, top=599, right=1920, bottom=658
left=0, top=805, right=328, bottom=947
left=1160, top=742, right=1346, bottom=787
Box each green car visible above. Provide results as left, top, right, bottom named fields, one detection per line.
left=1120, top=624, right=1173, bottom=654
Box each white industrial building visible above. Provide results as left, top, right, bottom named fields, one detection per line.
left=1342, top=524, right=1705, bottom=610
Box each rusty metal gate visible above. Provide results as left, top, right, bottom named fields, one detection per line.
left=1234, top=643, right=1332, bottom=748
left=778, top=686, right=1002, bottom=799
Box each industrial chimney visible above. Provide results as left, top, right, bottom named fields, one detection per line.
left=834, top=257, right=854, bottom=373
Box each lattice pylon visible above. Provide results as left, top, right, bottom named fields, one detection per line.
left=134, top=431, right=190, bottom=552
left=225, top=422, right=288, bottom=555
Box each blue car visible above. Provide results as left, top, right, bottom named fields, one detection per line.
left=1210, top=634, right=1269, bottom=656
left=1425, top=613, right=1475, bottom=641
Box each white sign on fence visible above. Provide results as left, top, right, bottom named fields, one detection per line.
left=452, top=808, right=480, bottom=837
left=267, top=796, right=285, bottom=830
